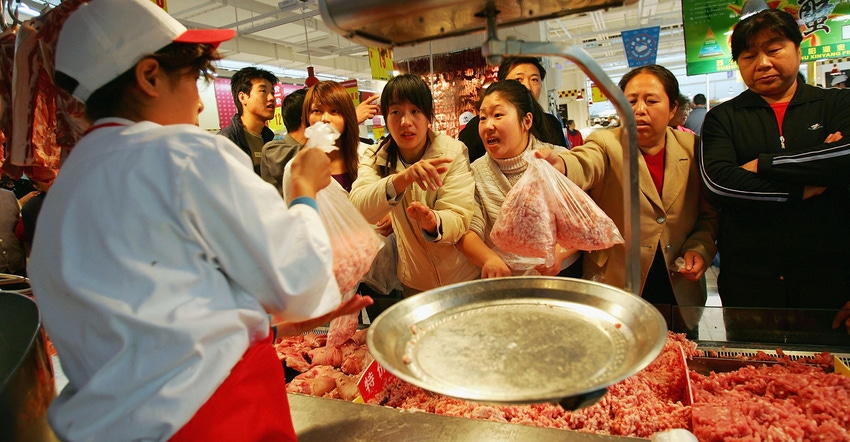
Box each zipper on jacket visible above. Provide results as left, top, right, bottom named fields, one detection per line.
left=779, top=135, right=786, bottom=150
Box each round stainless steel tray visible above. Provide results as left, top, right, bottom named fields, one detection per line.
left=367, top=277, right=666, bottom=406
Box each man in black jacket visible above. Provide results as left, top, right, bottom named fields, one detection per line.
left=458, top=57, right=567, bottom=162
left=219, top=67, right=278, bottom=174
left=698, top=9, right=850, bottom=333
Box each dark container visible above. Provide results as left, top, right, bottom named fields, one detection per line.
left=0, top=292, right=57, bottom=442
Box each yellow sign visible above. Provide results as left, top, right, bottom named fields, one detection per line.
left=341, top=79, right=360, bottom=106
left=150, top=0, right=167, bottom=11
left=591, top=85, right=608, bottom=103
left=372, top=126, right=385, bottom=141
left=836, top=356, right=850, bottom=378
left=268, top=107, right=284, bottom=133
left=368, top=47, right=394, bottom=81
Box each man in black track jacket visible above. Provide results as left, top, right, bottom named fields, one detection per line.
left=699, top=9, right=850, bottom=333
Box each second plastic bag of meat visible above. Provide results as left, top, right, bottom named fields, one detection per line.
left=301, top=122, right=384, bottom=347
left=490, top=152, right=622, bottom=265
left=317, top=175, right=383, bottom=347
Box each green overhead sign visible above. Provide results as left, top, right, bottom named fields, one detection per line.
left=682, top=0, right=850, bottom=76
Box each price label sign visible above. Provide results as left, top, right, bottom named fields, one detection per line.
left=357, top=358, right=396, bottom=403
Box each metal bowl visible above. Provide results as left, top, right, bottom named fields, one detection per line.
left=367, top=277, right=666, bottom=408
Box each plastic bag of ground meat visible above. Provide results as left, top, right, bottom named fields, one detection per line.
left=286, top=122, right=385, bottom=296
left=317, top=181, right=384, bottom=295
left=317, top=180, right=383, bottom=347
left=491, top=152, right=622, bottom=266
left=529, top=152, right=622, bottom=250
left=490, top=157, right=558, bottom=267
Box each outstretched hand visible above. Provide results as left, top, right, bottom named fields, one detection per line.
left=406, top=201, right=437, bottom=235
left=534, top=148, right=567, bottom=175
left=399, top=157, right=452, bottom=191
left=356, top=95, right=380, bottom=124
left=273, top=294, right=374, bottom=337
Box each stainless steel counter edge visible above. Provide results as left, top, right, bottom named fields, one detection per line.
left=289, top=393, right=643, bottom=441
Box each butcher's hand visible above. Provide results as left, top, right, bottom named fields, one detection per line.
left=289, top=147, right=332, bottom=199
left=375, top=213, right=393, bottom=237
left=678, top=251, right=706, bottom=282
left=274, top=294, right=374, bottom=337
left=356, top=95, right=380, bottom=124
left=481, top=256, right=511, bottom=279
left=534, top=148, right=567, bottom=175
left=396, top=157, right=452, bottom=191
left=406, top=201, right=438, bottom=235
left=832, top=301, right=850, bottom=335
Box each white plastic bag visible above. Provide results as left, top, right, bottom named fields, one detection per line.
left=303, top=120, right=340, bottom=153
left=299, top=122, right=384, bottom=346
left=318, top=183, right=385, bottom=295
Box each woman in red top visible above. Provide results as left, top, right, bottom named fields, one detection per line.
left=565, top=119, right=584, bottom=149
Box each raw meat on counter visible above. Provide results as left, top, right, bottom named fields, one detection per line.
left=275, top=330, right=850, bottom=440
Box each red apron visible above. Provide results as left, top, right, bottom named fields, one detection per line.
left=170, top=333, right=297, bottom=441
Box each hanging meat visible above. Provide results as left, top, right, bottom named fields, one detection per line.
left=0, top=26, right=17, bottom=176
left=4, top=0, right=87, bottom=180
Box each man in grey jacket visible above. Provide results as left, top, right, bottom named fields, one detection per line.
left=683, top=93, right=707, bottom=134
left=261, top=89, right=307, bottom=196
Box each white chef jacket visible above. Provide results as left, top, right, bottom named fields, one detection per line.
left=28, top=118, right=340, bottom=441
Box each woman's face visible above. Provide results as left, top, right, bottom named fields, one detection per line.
left=478, top=91, right=533, bottom=159
left=386, top=101, right=430, bottom=153
left=623, top=73, right=675, bottom=151
left=736, top=30, right=802, bottom=103
left=669, top=103, right=689, bottom=127
left=308, top=101, right=346, bottom=136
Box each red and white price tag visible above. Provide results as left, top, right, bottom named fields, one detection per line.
left=356, top=358, right=396, bottom=403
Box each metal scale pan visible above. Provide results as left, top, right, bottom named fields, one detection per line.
left=366, top=277, right=667, bottom=409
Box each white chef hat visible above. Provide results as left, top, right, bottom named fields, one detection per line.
left=55, top=0, right=235, bottom=102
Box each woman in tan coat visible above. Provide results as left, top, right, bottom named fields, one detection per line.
left=539, top=64, right=717, bottom=308
left=350, top=74, right=479, bottom=296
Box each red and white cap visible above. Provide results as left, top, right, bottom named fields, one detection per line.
left=56, top=0, right=236, bottom=102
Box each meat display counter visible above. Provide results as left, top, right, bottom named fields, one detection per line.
left=666, top=305, right=850, bottom=371
left=285, top=305, right=850, bottom=441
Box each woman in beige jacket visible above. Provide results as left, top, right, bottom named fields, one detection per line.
left=539, top=65, right=717, bottom=308
left=350, top=75, right=479, bottom=296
